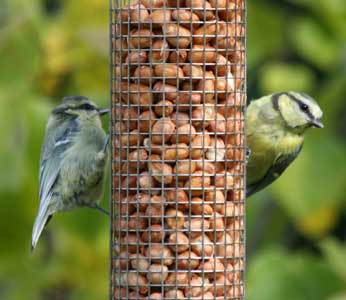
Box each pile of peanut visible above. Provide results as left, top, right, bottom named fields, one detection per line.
left=112, top=0, right=245, bottom=298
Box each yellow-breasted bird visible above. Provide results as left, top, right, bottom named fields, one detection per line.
left=31, top=96, right=109, bottom=251
left=246, top=92, right=323, bottom=197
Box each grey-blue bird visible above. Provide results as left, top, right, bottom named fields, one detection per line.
left=31, top=96, right=109, bottom=251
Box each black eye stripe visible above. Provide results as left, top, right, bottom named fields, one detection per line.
left=285, top=92, right=316, bottom=120
left=78, top=103, right=96, bottom=110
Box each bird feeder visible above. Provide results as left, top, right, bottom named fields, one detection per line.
left=110, top=0, right=247, bottom=298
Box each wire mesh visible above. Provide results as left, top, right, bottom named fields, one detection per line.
left=110, top=0, right=246, bottom=298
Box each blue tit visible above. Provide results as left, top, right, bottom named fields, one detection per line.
left=246, top=92, right=323, bottom=197
left=31, top=96, right=109, bottom=251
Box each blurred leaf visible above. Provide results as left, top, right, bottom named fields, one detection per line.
left=0, top=91, right=28, bottom=191
left=289, top=17, right=341, bottom=71
left=0, top=3, right=41, bottom=92
left=328, top=293, right=346, bottom=300
left=247, top=2, right=285, bottom=68
left=272, top=134, right=345, bottom=238
left=258, top=62, right=315, bottom=94
left=287, top=0, right=346, bottom=39
left=247, top=194, right=290, bottom=256
left=320, top=238, right=346, bottom=283
left=317, top=73, right=346, bottom=142
left=247, top=247, right=343, bottom=300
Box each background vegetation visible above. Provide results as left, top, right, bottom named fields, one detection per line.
left=0, top=0, right=345, bottom=299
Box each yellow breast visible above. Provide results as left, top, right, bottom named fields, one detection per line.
left=247, top=126, right=303, bottom=184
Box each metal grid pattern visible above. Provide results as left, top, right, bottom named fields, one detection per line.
left=110, top=0, right=246, bottom=298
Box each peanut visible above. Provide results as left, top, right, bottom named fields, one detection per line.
left=154, top=64, right=184, bottom=85
left=170, top=112, right=190, bottom=127
left=165, top=188, right=189, bottom=210
left=169, top=50, right=188, bottom=64
left=186, top=0, right=215, bottom=20
left=141, top=224, right=165, bottom=243
left=171, top=9, right=200, bottom=29
left=184, top=170, right=211, bottom=196
left=185, top=275, right=211, bottom=298
left=191, top=132, right=211, bottom=159
left=170, top=123, right=197, bottom=144
left=167, top=232, right=189, bottom=253
left=193, top=22, right=219, bottom=44
left=177, top=250, right=200, bottom=270
left=191, top=197, right=214, bottom=215
left=196, top=71, right=215, bottom=103
left=147, top=264, right=169, bottom=283
left=154, top=100, right=174, bottom=117
left=129, top=29, right=151, bottom=48
left=166, top=209, right=185, bottom=229
left=138, top=110, right=157, bottom=133
left=206, top=137, right=226, bottom=161
left=165, top=272, right=189, bottom=288
left=129, top=3, right=150, bottom=24
left=141, top=0, right=163, bottom=8
left=127, top=83, right=152, bottom=107
left=164, top=24, right=192, bottom=48
left=152, top=81, right=177, bottom=102
left=148, top=154, right=174, bottom=184
left=163, top=143, right=190, bottom=161
left=150, top=9, right=172, bottom=28
left=138, top=171, right=158, bottom=190
left=121, top=272, right=148, bottom=295
left=189, top=45, right=217, bottom=63
left=130, top=254, right=150, bottom=272
left=198, top=258, right=225, bottom=279
left=151, top=118, right=176, bottom=144
left=182, top=64, right=204, bottom=82
left=174, top=160, right=197, bottom=180
left=133, top=66, right=155, bottom=85
left=185, top=218, right=210, bottom=238
left=191, top=234, right=214, bottom=257
left=126, top=50, right=148, bottom=64
left=176, top=92, right=202, bottom=110
left=165, top=289, right=185, bottom=299
left=145, top=245, right=174, bottom=265
left=150, top=39, right=170, bottom=64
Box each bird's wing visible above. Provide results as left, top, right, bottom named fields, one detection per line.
left=32, top=120, right=79, bottom=250
left=246, top=143, right=303, bottom=197
left=38, top=120, right=78, bottom=204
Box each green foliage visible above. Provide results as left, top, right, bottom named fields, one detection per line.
left=320, top=238, right=346, bottom=283
left=247, top=247, right=344, bottom=300
left=247, top=0, right=346, bottom=299
left=0, top=0, right=109, bottom=299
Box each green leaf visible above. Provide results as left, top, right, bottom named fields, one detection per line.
left=247, top=247, right=344, bottom=300
left=289, top=17, right=340, bottom=71
left=320, top=238, right=346, bottom=283
left=328, top=293, right=346, bottom=300
left=258, top=62, right=315, bottom=94
left=247, top=2, right=286, bottom=68
left=272, top=134, right=346, bottom=238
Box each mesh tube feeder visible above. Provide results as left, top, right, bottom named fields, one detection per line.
left=110, top=0, right=246, bottom=298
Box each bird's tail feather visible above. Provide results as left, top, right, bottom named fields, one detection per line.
left=31, top=207, right=51, bottom=252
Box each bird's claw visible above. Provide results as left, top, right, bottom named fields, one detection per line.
left=102, top=133, right=110, bottom=154
left=89, top=204, right=109, bottom=216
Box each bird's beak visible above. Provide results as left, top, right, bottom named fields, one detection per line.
left=311, top=118, right=324, bottom=128
left=99, top=108, right=109, bottom=116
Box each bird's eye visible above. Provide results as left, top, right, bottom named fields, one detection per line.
left=79, top=103, right=95, bottom=111
left=300, top=103, right=309, bottom=112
